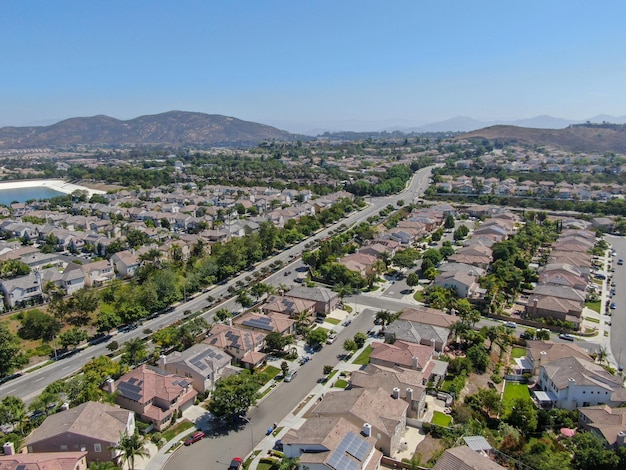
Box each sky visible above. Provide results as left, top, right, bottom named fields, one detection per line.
left=1, top=0, right=626, bottom=133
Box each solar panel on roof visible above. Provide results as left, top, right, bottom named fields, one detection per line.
left=243, top=317, right=273, bottom=331
left=117, top=382, right=143, bottom=401
left=344, top=432, right=371, bottom=461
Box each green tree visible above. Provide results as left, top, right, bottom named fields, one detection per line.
left=59, top=327, right=88, bottom=350
left=265, top=331, right=291, bottom=352
left=353, top=331, right=367, bottom=349
left=111, top=431, right=150, bottom=470
left=506, top=397, right=538, bottom=435
left=0, top=396, right=26, bottom=431
left=306, top=328, right=328, bottom=347
left=18, top=309, right=61, bottom=341
left=280, top=361, right=289, bottom=377
left=466, top=344, right=489, bottom=373
left=120, top=338, right=147, bottom=366
left=235, top=291, right=254, bottom=309
left=444, top=214, right=455, bottom=229
left=375, top=310, right=394, bottom=330
left=208, top=372, right=258, bottom=419
left=343, top=338, right=358, bottom=353
left=406, top=272, right=420, bottom=288
left=569, top=431, right=619, bottom=470
left=214, top=308, right=232, bottom=323
left=96, top=310, right=121, bottom=334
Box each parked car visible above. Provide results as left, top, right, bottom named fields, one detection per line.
left=619, top=259, right=624, bottom=266
left=504, top=321, right=517, bottom=328
left=184, top=431, right=205, bottom=446
left=610, top=302, right=617, bottom=310
left=284, top=371, right=296, bottom=382
left=228, top=457, right=243, bottom=470
left=559, top=333, right=575, bottom=341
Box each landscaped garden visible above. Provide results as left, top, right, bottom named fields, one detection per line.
left=352, top=345, right=371, bottom=365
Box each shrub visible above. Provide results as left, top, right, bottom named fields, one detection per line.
left=421, top=422, right=432, bottom=434
left=491, top=374, right=503, bottom=384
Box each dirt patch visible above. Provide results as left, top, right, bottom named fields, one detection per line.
left=414, top=434, right=444, bottom=465
left=461, top=371, right=502, bottom=401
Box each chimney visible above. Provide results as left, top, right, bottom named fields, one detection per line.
left=406, top=388, right=414, bottom=402
left=617, top=430, right=626, bottom=447
left=227, top=318, right=232, bottom=327
left=3, top=442, right=15, bottom=455
left=104, top=378, right=116, bottom=394
left=392, top=387, right=400, bottom=399
left=412, top=356, right=419, bottom=370
left=567, top=378, right=576, bottom=401
left=158, top=354, right=167, bottom=368
left=532, top=298, right=539, bottom=317
left=362, top=423, right=372, bottom=437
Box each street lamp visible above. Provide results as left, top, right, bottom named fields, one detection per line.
left=239, top=415, right=254, bottom=456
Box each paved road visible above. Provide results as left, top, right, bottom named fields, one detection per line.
left=163, top=308, right=377, bottom=470
left=606, top=235, right=626, bottom=368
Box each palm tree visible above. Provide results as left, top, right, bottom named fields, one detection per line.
left=279, top=456, right=300, bottom=470
left=112, top=431, right=149, bottom=470
left=375, top=310, right=393, bottom=331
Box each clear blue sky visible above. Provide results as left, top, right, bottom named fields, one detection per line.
left=1, top=0, right=625, bottom=132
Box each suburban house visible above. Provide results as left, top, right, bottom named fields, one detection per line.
left=23, top=401, right=134, bottom=463
left=261, top=294, right=316, bottom=319
left=286, top=286, right=339, bottom=315
left=82, top=260, right=115, bottom=287
left=538, top=263, right=588, bottom=291
left=578, top=405, right=626, bottom=448
left=309, top=387, right=408, bottom=456
left=0, top=450, right=88, bottom=470
left=350, top=363, right=427, bottom=419
left=537, top=356, right=626, bottom=410
left=203, top=323, right=266, bottom=368
left=339, top=252, right=378, bottom=276
left=281, top=416, right=382, bottom=469
left=524, top=295, right=584, bottom=329
left=517, top=340, right=591, bottom=377
left=158, top=343, right=234, bottom=393
left=234, top=311, right=296, bottom=336
left=1, top=271, right=43, bottom=308
left=110, top=250, right=140, bottom=278
left=433, top=271, right=481, bottom=298
left=384, top=307, right=457, bottom=351
left=108, top=364, right=197, bottom=431
left=433, top=445, right=506, bottom=470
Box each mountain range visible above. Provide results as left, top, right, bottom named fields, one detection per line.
left=2, top=111, right=626, bottom=151
left=0, top=111, right=299, bottom=149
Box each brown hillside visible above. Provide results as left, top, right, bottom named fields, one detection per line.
left=458, top=124, right=626, bottom=153
left=0, top=111, right=301, bottom=149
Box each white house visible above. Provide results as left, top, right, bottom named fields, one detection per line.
left=538, top=356, right=626, bottom=410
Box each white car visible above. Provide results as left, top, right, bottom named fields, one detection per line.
left=504, top=321, right=517, bottom=328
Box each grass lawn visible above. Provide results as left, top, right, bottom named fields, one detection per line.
left=503, top=382, right=531, bottom=409
left=585, top=316, right=600, bottom=323
left=161, top=420, right=194, bottom=442
left=352, top=345, right=372, bottom=365
left=585, top=301, right=602, bottom=314
left=413, top=290, right=425, bottom=302
left=431, top=411, right=452, bottom=427
left=511, top=347, right=527, bottom=359
left=335, top=379, right=349, bottom=389
left=325, top=317, right=341, bottom=325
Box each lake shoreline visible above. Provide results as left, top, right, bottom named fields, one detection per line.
left=0, top=179, right=105, bottom=196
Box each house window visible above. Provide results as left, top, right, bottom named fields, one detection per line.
left=60, top=445, right=68, bottom=451
left=94, top=443, right=102, bottom=452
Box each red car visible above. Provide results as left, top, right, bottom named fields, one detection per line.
left=228, top=457, right=243, bottom=470
left=184, top=431, right=205, bottom=446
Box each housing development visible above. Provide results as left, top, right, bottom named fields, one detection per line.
left=1, top=130, right=626, bottom=470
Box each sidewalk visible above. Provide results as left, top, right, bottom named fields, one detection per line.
left=247, top=339, right=375, bottom=469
